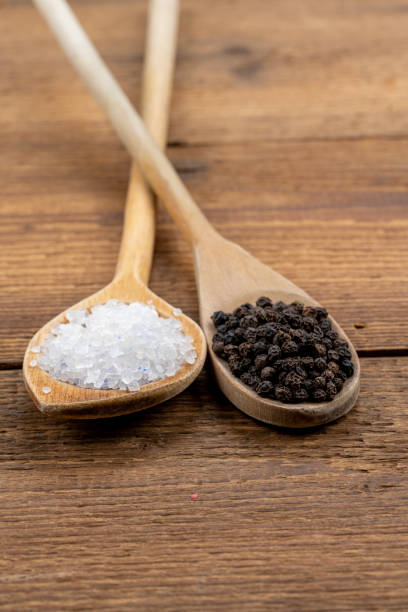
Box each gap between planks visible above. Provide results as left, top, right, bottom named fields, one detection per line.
left=1, top=350, right=408, bottom=372
left=167, top=134, right=408, bottom=149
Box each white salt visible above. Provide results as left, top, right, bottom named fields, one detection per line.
left=42, top=386, right=51, bottom=394
left=31, top=346, right=41, bottom=353
left=173, top=308, right=182, bottom=316
left=37, top=300, right=197, bottom=391
left=29, top=360, right=37, bottom=367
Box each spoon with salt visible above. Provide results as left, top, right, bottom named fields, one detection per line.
left=24, top=0, right=206, bottom=419
left=32, top=0, right=360, bottom=427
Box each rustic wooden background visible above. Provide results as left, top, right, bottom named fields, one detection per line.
left=1, top=0, right=408, bottom=610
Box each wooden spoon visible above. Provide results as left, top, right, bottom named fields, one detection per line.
left=32, top=0, right=360, bottom=427
left=24, top=0, right=206, bottom=419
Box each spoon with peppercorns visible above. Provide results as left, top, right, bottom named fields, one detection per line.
left=35, top=0, right=360, bottom=427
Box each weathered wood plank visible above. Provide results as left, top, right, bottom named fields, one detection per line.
left=2, top=0, right=408, bottom=144
left=0, top=358, right=407, bottom=611
left=1, top=137, right=407, bottom=362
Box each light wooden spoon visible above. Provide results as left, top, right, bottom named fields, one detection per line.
left=32, top=0, right=360, bottom=427
left=24, top=0, right=206, bottom=419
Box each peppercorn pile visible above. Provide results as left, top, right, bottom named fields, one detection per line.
left=211, top=298, right=354, bottom=403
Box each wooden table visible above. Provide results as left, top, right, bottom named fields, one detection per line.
left=1, top=1, right=408, bottom=609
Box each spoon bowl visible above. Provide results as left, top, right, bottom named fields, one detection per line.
left=195, top=234, right=360, bottom=428
left=23, top=277, right=206, bottom=419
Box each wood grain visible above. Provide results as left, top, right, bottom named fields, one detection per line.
left=3, top=0, right=408, bottom=144
left=1, top=0, right=408, bottom=608
left=1, top=138, right=407, bottom=363
left=0, top=358, right=407, bottom=611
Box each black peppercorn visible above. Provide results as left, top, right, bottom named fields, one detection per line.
left=224, top=344, right=239, bottom=357
left=293, top=388, right=309, bottom=401
left=253, top=307, right=267, bottom=323
left=256, top=296, right=272, bottom=308
left=262, top=323, right=277, bottom=339
left=319, top=318, right=331, bottom=332
left=327, top=360, right=339, bottom=373
left=251, top=376, right=262, bottom=389
left=233, top=306, right=249, bottom=319
left=301, top=356, right=314, bottom=369
left=241, top=315, right=258, bottom=329
left=281, top=340, right=298, bottom=356
left=303, top=316, right=315, bottom=331
left=327, top=330, right=339, bottom=342
left=340, top=359, right=354, bottom=377
left=314, top=357, right=326, bottom=372
left=295, top=365, right=307, bottom=378
left=254, top=354, right=269, bottom=371
left=304, top=379, right=314, bottom=393
left=224, top=330, right=240, bottom=345
left=226, top=316, right=239, bottom=329
left=314, top=376, right=326, bottom=389
left=242, top=327, right=257, bottom=343
left=238, top=342, right=253, bottom=358
left=290, top=329, right=306, bottom=343
left=285, top=371, right=304, bottom=390
left=314, top=343, right=327, bottom=358
left=255, top=326, right=268, bottom=339
left=273, top=330, right=291, bottom=346
left=286, top=357, right=300, bottom=370
left=228, top=355, right=242, bottom=374
left=312, top=327, right=324, bottom=341
left=312, top=388, right=327, bottom=402
left=261, top=366, right=276, bottom=381
left=268, top=345, right=281, bottom=362
left=241, top=357, right=252, bottom=370
left=321, top=337, right=333, bottom=349
left=253, top=341, right=268, bottom=355
left=315, top=306, right=328, bottom=320
left=212, top=332, right=224, bottom=343
left=290, top=301, right=304, bottom=314
left=326, top=381, right=337, bottom=399
left=275, top=385, right=292, bottom=402
left=240, top=372, right=253, bottom=386
left=212, top=311, right=228, bottom=327
left=256, top=380, right=274, bottom=397
left=263, top=309, right=278, bottom=323
left=302, top=306, right=317, bottom=318
left=338, top=346, right=352, bottom=360
left=212, top=340, right=225, bottom=356
left=288, top=314, right=302, bottom=329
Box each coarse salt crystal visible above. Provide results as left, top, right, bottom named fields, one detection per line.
left=42, top=386, right=51, bottom=394
left=29, top=360, right=37, bottom=367
left=173, top=308, right=182, bottom=316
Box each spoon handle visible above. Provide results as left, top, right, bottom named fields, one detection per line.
left=33, top=0, right=215, bottom=245
left=115, top=0, right=179, bottom=283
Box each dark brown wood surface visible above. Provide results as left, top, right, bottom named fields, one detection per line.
left=1, top=0, right=407, bottom=610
